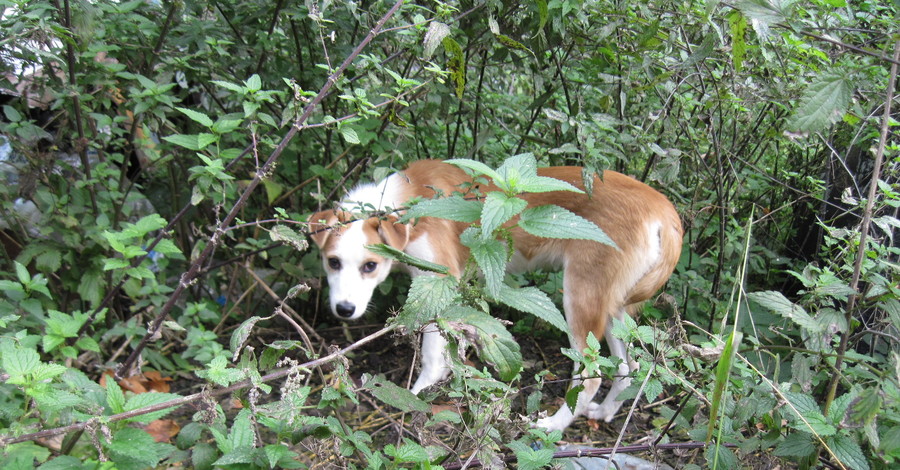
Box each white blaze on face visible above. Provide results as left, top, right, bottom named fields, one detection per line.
left=321, top=221, right=394, bottom=320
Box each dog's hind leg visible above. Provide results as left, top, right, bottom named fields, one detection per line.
left=585, top=314, right=638, bottom=422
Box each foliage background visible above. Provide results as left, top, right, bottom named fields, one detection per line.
left=0, top=0, right=898, bottom=468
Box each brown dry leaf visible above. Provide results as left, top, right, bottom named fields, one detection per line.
left=431, top=403, right=465, bottom=415
left=586, top=418, right=600, bottom=431
left=118, top=374, right=149, bottom=394
left=143, top=371, right=173, bottom=393
left=144, top=419, right=180, bottom=443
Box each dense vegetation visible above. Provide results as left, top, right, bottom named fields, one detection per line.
left=0, top=0, right=898, bottom=468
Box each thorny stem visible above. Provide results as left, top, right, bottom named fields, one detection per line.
left=115, top=0, right=407, bottom=379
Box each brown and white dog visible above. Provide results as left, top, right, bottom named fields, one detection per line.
left=307, top=160, right=682, bottom=431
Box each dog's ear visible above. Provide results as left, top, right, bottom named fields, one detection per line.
left=377, top=215, right=410, bottom=251
left=307, top=211, right=336, bottom=247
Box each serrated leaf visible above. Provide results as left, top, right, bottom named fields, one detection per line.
left=737, top=0, right=788, bottom=26
left=386, top=439, right=430, bottom=463
left=439, top=306, right=522, bottom=381
left=78, top=269, right=104, bottom=307
left=496, top=284, right=569, bottom=335
left=35, top=249, right=61, bottom=272
left=175, top=107, right=213, bottom=128
left=705, top=444, right=740, bottom=469
left=162, top=133, right=201, bottom=150
left=395, top=275, right=458, bottom=329
left=403, top=196, right=483, bottom=223
left=2, top=345, right=40, bottom=378
left=366, top=243, right=449, bottom=274
left=519, top=205, right=617, bottom=247
left=748, top=291, right=823, bottom=332
left=123, top=392, right=181, bottom=423
left=363, top=375, right=430, bottom=413
left=211, top=80, right=246, bottom=93
left=269, top=225, right=309, bottom=251
left=339, top=125, right=359, bottom=144
left=509, top=440, right=554, bottom=470
left=644, top=377, right=664, bottom=403
left=106, top=378, right=126, bottom=414
left=15, top=261, right=30, bottom=284
left=788, top=72, right=852, bottom=133
left=245, top=74, right=262, bottom=92
left=517, top=175, right=584, bottom=194
left=774, top=431, right=816, bottom=457
left=230, top=409, right=256, bottom=449
left=106, top=427, right=167, bottom=470
left=784, top=392, right=836, bottom=436
left=828, top=434, right=870, bottom=470
left=446, top=158, right=502, bottom=183
left=461, top=228, right=506, bottom=298
left=481, top=192, right=528, bottom=238
left=31, top=362, right=67, bottom=381
left=231, top=316, right=264, bottom=361
left=423, top=21, right=450, bottom=59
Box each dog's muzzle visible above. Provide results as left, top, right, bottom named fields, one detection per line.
left=335, top=301, right=356, bottom=319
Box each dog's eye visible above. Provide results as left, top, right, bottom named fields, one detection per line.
left=361, top=261, right=377, bottom=273
left=327, top=258, right=341, bottom=270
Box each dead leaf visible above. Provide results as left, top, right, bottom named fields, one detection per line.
left=144, top=419, right=180, bottom=443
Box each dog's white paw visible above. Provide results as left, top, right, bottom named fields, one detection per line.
left=585, top=400, right=621, bottom=422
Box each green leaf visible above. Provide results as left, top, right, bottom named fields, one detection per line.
left=230, top=409, right=256, bottom=449
left=198, top=355, right=246, bottom=387
left=784, top=392, right=836, bottom=436
left=748, top=291, right=823, bottom=332
left=827, top=434, right=869, bottom=470
left=461, top=228, right=506, bottom=298
left=481, top=192, right=528, bottom=238
left=705, top=444, right=739, bottom=470
left=362, top=375, right=431, bottom=413
left=106, top=378, right=126, bottom=414
left=446, top=158, right=502, bottom=184
left=35, top=249, right=61, bottom=272
left=423, top=21, right=450, bottom=59
left=395, top=275, right=459, bottom=329
left=231, top=316, right=264, bottom=361
left=495, top=284, right=569, bottom=335
left=728, top=11, right=747, bottom=72
left=519, top=205, right=617, bottom=247
left=77, top=269, right=104, bottom=307
left=385, top=439, right=430, bottom=463
left=211, top=80, right=246, bottom=94
left=737, top=0, right=788, bottom=26
left=403, top=196, right=483, bottom=223
left=774, top=432, right=815, bottom=457
left=2, top=345, right=40, bottom=379
left=31, top=362, right=67, bottom=382
left=788, top=72, right=853, bottom=133
left=517, top=175, right=583, bottom=194
left=439, top=306, right=522, bottom=381
left=707, top=331, right=740, bottom=440
left=509, top=440, right=554, bottom=470
left=106, top=428, right=170, bottom=470
left=245, top=74, right=262, bottom=92
left=15, top=261, right=30, bottom=284
left=162, top=133, right=202, bottom=150
left=366, top=243, right=450, bottom=275
left=123, top=392, right=181, bottom=423
left=175, top=107, right=214, bottom=128
left=442, top=37, right=466, bottom=98
left=339, top=125, right=360, bottom=144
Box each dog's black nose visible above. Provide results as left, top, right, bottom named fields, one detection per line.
left=335, top=301, right=356, bottom=318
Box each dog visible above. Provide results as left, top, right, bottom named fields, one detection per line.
left=307, top=159, right=682, bottom=431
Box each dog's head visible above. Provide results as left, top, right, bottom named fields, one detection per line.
left=307, top=210, right=410, bottom=320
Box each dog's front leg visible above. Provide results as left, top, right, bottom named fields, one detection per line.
left=410, top=324, right=450, bottom=394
